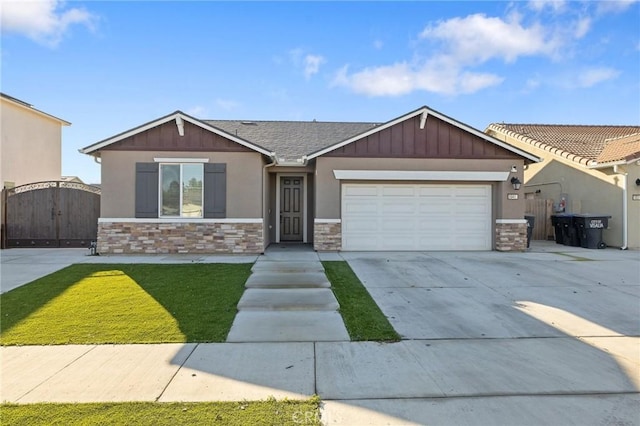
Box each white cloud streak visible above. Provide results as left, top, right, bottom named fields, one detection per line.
left=303, top=54, right=325, bottom=79
left=333, top=13, right=557, bottom=96
left=576, top=67, right=620, bottom=87
left=1, top=0, right=97, bottom=47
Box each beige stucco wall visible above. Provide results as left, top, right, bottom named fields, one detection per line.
left=626, top=163, right=640, bottom=249
left=487, top=129, right=639, bottom=249
left=100, top=150, right=263, bottom=218
left=0, top=99, right=63, bottom=188
left=314, top=157, right=525, bottom=221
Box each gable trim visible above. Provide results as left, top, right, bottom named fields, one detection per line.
left=80, top=111, right=275, bottom=157
left=306, top=106, right=541, bottom=163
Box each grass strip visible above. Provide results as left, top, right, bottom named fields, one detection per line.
left=0, top=398, right=321, bottom=426
left=322, top=261, right=400, bottom=342
left=0, top=263, right=252, bottom=345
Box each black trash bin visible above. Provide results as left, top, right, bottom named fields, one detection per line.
left=574, top=214, right=611, bottom=249
left=551, top=214, right=579, bottom=246
left=524, top=215, right=535, bottom=248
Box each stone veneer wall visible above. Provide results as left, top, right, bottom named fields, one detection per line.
left=314, top=221, right=341, bottom=251
left=98, top=221, right=263, bottom=254
left=495, top=221, right=527, bottom=252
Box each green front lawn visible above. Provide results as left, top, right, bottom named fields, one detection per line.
left=0, top=263, right=252, bottom=345
left=1, top=398, right=321, bottom=426
left=323, top=261, right=400, bottom=342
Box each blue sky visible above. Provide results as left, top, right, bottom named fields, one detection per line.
left=2, top=0, right=639, bottom=184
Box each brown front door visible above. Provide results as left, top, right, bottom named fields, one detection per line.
left=280, top=177, right=303, bottom=241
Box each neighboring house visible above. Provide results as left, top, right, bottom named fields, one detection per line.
left=0, top=93, right=70, bottom=189
left=486, top=124, right=640, bottom=249
left=80, top=106, right=540, bottom=254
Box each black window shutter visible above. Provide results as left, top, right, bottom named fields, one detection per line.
left=135, top=163, right=159, bottom=218
left=204, top=163, right=226, bottom=218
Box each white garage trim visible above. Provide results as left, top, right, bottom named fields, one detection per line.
left=341, top=183, right=492, bottom=251
left=333, top=170, right=509, bottom=181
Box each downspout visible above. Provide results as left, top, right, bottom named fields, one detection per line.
left=613, top=165, right=628, bottom=250
left=262, top=154, right=277, bottom=253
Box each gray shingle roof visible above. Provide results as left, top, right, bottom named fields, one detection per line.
left=204, top=120, right=380, bottom=161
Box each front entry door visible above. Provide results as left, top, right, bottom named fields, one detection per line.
left=280, top=176, right=303, bottom=241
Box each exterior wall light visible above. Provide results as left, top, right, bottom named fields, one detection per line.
left=635, top=178, right=640, bottom=186
left=511, top=177, right=522, bottom=190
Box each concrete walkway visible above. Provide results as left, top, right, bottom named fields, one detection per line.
left=226, top=244, right=349, bottom=342
left=1, top=243, right=638, bottom=425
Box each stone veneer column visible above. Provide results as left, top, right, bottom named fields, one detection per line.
left=314, top=220, right=342, bottom=251
left=97, top=221, right=263, bottom=254
left=495, top=220, right=528, bottom=252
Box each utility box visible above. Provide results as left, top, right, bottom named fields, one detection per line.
left=574, top=214, right=611, bottom=249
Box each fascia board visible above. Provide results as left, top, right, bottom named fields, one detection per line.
left=333, top=170, right=510, bottom=181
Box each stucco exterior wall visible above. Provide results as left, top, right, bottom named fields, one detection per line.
left=314, top=157, right=525, bottom=221
left=487, top=130, right=638, bottom=249
left=0, top=100, right=63, bottom=188
left=100, top=150, right=264, bottom=218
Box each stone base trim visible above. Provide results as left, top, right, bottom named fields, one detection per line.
left=98, top=221, right=263, bottom=254
left=314, top=220, right=342, bottom=251
left=495, top=220, right=527, bottom=252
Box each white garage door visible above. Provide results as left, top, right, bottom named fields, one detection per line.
left=342, top=184, right=492, bottom=251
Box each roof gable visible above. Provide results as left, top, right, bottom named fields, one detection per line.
left=1, top=92, right=71, bottom=126
left=80, top=111, right=273, bottom=157
left=307, top=106, right=540, bottom=163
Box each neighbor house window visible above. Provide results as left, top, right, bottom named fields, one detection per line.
left=160, top=163, right=203, bottom=217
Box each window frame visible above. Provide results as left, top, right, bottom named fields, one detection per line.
left=158, top=162, right=204, bottom=218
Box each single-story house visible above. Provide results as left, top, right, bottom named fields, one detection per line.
left=80, top=106, right=541, bottom=254
left=486, top=124, right=640, bottom=249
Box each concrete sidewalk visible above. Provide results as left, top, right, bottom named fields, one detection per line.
left=2, top=339, right=638, bottom=424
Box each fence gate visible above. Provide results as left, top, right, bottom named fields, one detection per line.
left=525, top=199, right=554, bottom=241
left=2, top=181, right=101, bottom=248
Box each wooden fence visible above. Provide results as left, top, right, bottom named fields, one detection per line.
left=525, top=199, right=554, bottom=240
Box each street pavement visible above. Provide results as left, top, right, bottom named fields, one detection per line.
left=1, top=242, right=638, bottom=425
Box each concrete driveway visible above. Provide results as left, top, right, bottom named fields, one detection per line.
left=323, top=242, right=639, bottom=424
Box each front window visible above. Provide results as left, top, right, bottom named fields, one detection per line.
left=160, top=163, right=203, bottom=217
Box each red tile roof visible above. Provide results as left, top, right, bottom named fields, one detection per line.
left=597, top=133, right=640, bottom=164
left=487, top=124, right=640, bottom=165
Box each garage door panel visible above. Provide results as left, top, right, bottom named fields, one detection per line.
left=342, top=183, right=492, bottom=251
left=343, top=186, right=379, bottom=196
left=382, top=186, right=416, bottom=196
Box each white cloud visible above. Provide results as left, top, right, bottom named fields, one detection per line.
left=574, top=17, right=591, bottom=38
left=303, top=54, right=325, bottom=79
left=419, top=13, right=559, bottom=64
left=0, top=0, right=97, bottom=47
left=334, top=13, right=557, bottom=96
left=332, top=61, right=503, bottom=97
left=528, top=1, right=566, bottom=13
left=577, top=67, right=620, bottom=87
left=288, top=48, right=325, bottom=79
left=596, top=0, right=639, bottom=14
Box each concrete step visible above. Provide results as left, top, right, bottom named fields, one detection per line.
left=237, top=289, right=339, bottom=311
left=226, top=311, right=350, bottom=342
left=245, top=272, right=330, bottom=289
left=251, top=261, right=325, bottom=273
